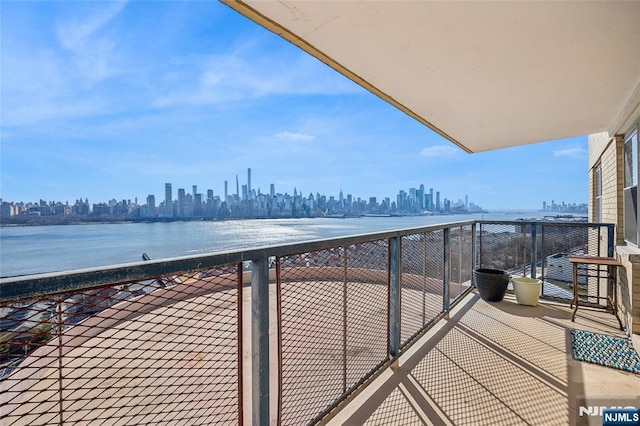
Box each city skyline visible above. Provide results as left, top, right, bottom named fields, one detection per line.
left=2, top=166, right=488, bottom=218
left=1, top=2, right=589, bottom=210
left=1, top=165, right=587, bottom=222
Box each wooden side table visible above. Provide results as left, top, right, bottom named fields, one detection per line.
left=567, top=255, right=623, bottom=330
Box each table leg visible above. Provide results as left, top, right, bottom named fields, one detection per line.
left=609, top=266, right=624, bottom=331
left=571, top=262, right=579, bottom=322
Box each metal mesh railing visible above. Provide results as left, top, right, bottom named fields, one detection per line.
left=1, top=219, right=614, bottom=425
left=478, top=221, right=615, bottom=306
left=278, top=240, right=389, bottom=425
left=539, top=224, right=612, bottom=305
left=345, top=241, right=388, bottom=388
left=450, top=225, right=474, bottom=303
left=400, top=231, right=446, bottom=345
left=1, top=265, right=242, bottom=426
left=479, top=222, right=530, bottom=275
left=278, top=249, right=346, bottom=425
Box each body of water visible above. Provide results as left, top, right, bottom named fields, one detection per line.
left=0, top=211, right=571, bottom=277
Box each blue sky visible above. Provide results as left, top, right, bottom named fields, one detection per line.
left=1, top=1, right=588, bottom=210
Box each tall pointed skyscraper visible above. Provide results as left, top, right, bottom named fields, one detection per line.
left=165, top=183, right=172, bottom=205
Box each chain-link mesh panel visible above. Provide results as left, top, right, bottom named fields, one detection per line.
left=401, top=233, right=428, bottom=344
left=279, top=249, right=347, bottom=425
left=582, top=226, right=606, bottom=306
left=400, top=231, right=446, bottom=345
left=1, top=266, right=242, bottom=426
left=478, top=223, right=531, bottom=275
left=346, top=241, right=388, bottom=388
left=450, top=225, right=473, bottom=303
left=539, top=224, right=588, bottom=301
left=426, top=230, right=446, bottom=324
left=279, top=241, right=389, bottom=425
left=539, top=224, right=608, bottom=305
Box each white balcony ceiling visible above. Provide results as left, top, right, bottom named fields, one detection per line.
left=221, top=1, right=640, bottom=153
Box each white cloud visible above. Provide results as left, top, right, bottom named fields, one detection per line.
left=56, top=1, right=127, bottom=52
left=420, top=145, right=459, bottom=158
left=55, top=1, right=128, bottom=84
left=274, top=131, right=315, bottom=141
left=553, top=147, right=587, bottom=159
left=155, top=47, right=363, bottom=108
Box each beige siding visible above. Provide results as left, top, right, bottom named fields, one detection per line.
left=618, top=247, right=640, bottom=334
left=588, top=134, right=624, bottom=243
left=589, top=133, right=639, bottom=339
left=588, top=132, right=611, bottom=169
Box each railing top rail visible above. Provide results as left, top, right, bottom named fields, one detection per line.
left=1, top=220, right=476, bottom=301
left=478, top=220, right=614, bottom=228
left=1, top=219, right=612, bottom=301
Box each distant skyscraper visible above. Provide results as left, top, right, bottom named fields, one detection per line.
left=465, top=195, right=468, bottom=209
left=236, top=175, right=239, bottom=198
left=224, top=181, right=228, bottom=201
left=247, top=168, right=252, bottom=200
left=429, top=188, right=434, bottom=210
left=436, top=191, right=441, bottom=211
left=192, top=185, right=197, bottom=196
left=178, top=188, right=186, bottom=207
left=147, top=195, right=155, bottom=209
left=194, top=193, right=202, bottom=215
left=207, top=189, right=214, bottom=200
left=165, top=183, right=172, bottom=205
left=270, top=183, right=275, bottom=197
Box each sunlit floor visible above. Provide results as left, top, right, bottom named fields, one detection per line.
left=326, top=292, right=640, bottom=426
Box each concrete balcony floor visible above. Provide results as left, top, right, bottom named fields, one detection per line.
left=327, top=292, right=640, bottom=425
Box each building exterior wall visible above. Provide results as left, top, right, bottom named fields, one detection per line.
left=617, top=247, right=640, bottom=334
left=588, top=132, right=640, bottom=341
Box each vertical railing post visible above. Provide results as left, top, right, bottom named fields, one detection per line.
left=388, top=236, right=401, bottom=358
left=458, top=226, right=463, bottom=287
left=342, top=247, right=348, bottom=392
left=478, top=222, right=483, bottom=269
left=422, top=232, right=427, bottom=324
left=471, top=223, right=477, bottom=286
left=57, top=296, right=64, bottom=425
left=443, top=228, right=451, bottom=313
left=607, top=225, right=615, bottom=258
left=521, top=224, right=527, bottom=277
left=251, top=258, right=270, bottom=425
left=530, top=222, right=537, bottom=279
left=541, top=224, right=546, bottom=295
left=238, top=264, right=244, bottom=426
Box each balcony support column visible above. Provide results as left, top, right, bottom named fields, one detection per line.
left=389, top=236, right=401, bottom=358
left=251, top=257, right=269, bottom=425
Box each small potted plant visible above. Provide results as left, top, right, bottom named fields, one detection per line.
left=473, top=268, right=509, bottom=302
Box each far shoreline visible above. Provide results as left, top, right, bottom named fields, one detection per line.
left=0, top=209, right=591, bottom=228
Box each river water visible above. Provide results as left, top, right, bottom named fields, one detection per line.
left=0, top=211, right=559, bottom=277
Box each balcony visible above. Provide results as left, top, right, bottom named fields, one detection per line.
left=1, top=220, right=638, bottom=425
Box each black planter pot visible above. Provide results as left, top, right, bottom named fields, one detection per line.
left=473, top=268, right=509, bottom=302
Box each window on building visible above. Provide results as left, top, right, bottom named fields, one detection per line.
left=624, top=127, right=639, bottom=245
left=595, top=163, right=602, bottom=223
